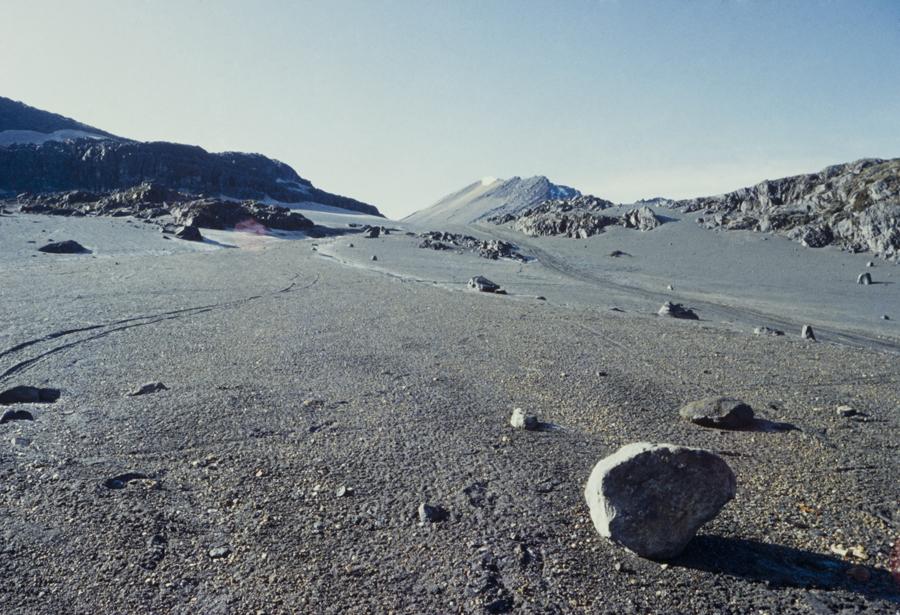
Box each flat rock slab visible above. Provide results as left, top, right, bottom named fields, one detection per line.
left=584, top=442, right=736, bottom=560
left=679, top=396, right=755, bottom=429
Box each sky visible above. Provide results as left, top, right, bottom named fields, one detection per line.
left=2, top=0, right=899, bottom=218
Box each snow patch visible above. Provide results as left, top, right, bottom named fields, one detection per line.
left=0, top=129, right=108, bottom=146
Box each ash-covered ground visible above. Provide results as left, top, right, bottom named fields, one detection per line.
left=0, top=211, right=898, bottom=614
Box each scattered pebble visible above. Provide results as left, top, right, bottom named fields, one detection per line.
left=209, top=546, right=231, bottom=559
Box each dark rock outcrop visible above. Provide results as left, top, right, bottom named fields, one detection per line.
left=418, top=231, right=527, bottom=261
left=16, top=184, right=316, bottom=233
left=488, top=196, right=664, bottom=238
left=672, top=159, right=900, bottom=260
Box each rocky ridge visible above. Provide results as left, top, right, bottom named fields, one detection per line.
left=0, top=96, right=381, bottom=216
left=487, top=196, right=662, bottom=238
left=672, top=158, right=900, bottom=260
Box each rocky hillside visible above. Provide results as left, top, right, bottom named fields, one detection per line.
left=673, top=158, right=900, bottom=260
left=0, top=97, right=381, bottom=216
left=405, top=176, right=580, bottom=226
left=488, top=195, right=662, bottom=238
left=0, top=96, right=117, bottom=138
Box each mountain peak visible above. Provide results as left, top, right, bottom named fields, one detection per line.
left=404, top=175, right=584, bottom=226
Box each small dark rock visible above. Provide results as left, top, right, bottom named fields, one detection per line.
left=0, top=386, right=60, bottom=405
left=0, top=410, right=34, bottom=424
left=127, top=382, right=168, bottom=397
left=467, top=276, right=501, bottom=293
left=38, top=240, right=89, bottom=254
left=658, top=302, right=699, bottom=320
left=679, top=397, right=755, bottom=429
left=418, top=503, right=449, bottom=523
left=801, top=325, right=816, bottom=340
left=175, top=225, right=203, bottom=242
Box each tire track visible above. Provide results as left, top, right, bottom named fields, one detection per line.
left=0, top=272, right=319, bottom=383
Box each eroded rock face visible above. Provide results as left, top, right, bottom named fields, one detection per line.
left=675, top=158, right=900, bottom=260
left=584, top=443, right=736, bottom=560
left=0, top=138, right=381, bottom=216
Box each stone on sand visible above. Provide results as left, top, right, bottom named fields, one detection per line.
left=753, top=326, right=785, bottom=336
left=127, top=382, right=168, bottom=397
left=175, top=225, right=203, bottom=242
left=801, top=325, right=816, bottom=340
left=418, top=503, right=448, bottom=523
left=679, top=396, right=755, bottom=429
left=509, top=408, right=537, bottom=430
left=857, top=272, right=872, bottom=285
left=467, top=276, right=501, bottom=293
left=584, top=443, right=736, bottom=560
left=657, top=302, right=698, bottom=320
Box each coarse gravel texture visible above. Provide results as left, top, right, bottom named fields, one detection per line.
left=0, top=214, right=898, bottom=614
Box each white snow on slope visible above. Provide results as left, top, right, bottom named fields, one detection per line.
left=0, top=129, right=108, bottom=146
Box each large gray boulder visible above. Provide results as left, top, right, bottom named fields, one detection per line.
left=584, top=443, right=736, bottom=560
left=679, top=396, right=755, bottom=429
left=621, top=206, right=662, bottom=231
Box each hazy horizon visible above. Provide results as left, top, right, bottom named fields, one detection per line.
left=3, top=0, right=899, bottom=218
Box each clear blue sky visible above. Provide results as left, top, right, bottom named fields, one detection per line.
left=3, top=0, right=899, bottom=218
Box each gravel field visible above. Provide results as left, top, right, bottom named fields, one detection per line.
left=0, top=214, right=897, bottom=614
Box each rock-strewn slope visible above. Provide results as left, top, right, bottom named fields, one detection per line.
left=673, top=158, right=900, bottom=260
left=488, top=196, right=662, bottom=238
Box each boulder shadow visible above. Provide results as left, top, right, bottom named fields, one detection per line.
left=741, top=418, right=799, bottom=433
left=673, top=536, right=899, bottom=601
